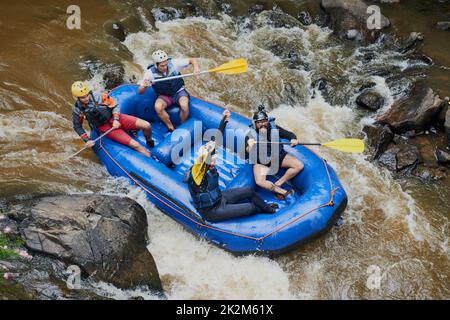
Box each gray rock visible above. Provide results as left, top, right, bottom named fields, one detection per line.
left=248, top=3, right=267, bottom=15
left=104, top=21, right=127, bottom=42
left=358, top=82, right=376, bottom=92
left=320, top=0, right=390, bottom=43
left=363, top=124, right=394, bottom=159
left=151, top=7, right=185, bottom=22
left=378, top=149, right=397, bottom=171
left=15, top=195, right=162, bottom=291
left=79, top=58, right=125, bottom=91
left=376, top=82, right=444, bottom=134
left=435, top=148, right=450, bottom=163
left=356, top=90, right=385, bottom=111
left=413, top=165, right=447, bottom=180
left=377, top=140, right=420, bottom=172
left=263, top=8, right=303, bottom=29
left=0, top=254, right=108, bottom=300
left=398, top=32, right=424, bottom=53
left=298, top=11, right=313, bottom=26
left=102, top=63, right=125, bottom=90
left=314, top=10, right=330, bottom=27
left=396, top=144, right=420, bottom=170
left=346, top=29, right=362, bottom=40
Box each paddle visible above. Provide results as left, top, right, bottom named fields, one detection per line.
left=257, top=138, right=365, bottom=153
left=66, top=127, right=115, bottom=160
left=151, top=58, right=248, bottom=84
left=191, top=112, right=230, bottom=184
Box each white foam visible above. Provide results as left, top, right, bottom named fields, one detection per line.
left=101, top=181, right=294, bottom=300
left=76, top=14, right=448, bottom=299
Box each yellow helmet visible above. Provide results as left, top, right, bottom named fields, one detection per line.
left=71, top=81, right=90, bottom=98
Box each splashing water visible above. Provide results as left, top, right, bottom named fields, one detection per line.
left=0, top=3, right=448, bottom=299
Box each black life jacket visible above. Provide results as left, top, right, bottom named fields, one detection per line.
left=147, top=58, right=185, bottom=96
left=187, top=169, right=222, bottom=211
left=77, top=93, right=112, bottom=128
left=248, top=117, right=281, bottom=164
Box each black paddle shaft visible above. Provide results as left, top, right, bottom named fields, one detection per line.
left=257, top=142, right=321, bottom=146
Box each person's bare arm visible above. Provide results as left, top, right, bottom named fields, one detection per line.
left=138, top=79, right=151, bottom=95
left=189, top=58, right=201, bottom=76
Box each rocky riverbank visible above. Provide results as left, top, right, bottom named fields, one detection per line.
left=0, top=195, right=163, bottom=300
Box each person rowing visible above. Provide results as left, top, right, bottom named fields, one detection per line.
left=186, top=109, right=278, bottom=222
left=246, top=105, right=304, bottom=200
left=71, top=81, right=154, bottom=157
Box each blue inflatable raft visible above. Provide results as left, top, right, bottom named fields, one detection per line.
left=92, top=84, right=348, bottom=255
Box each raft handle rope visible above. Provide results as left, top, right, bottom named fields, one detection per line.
left=99, top=89, right=340, bottom=243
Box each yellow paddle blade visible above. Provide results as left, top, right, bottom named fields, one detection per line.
left=208, top=58, right=248, bottom=75
left=191, top=147, right=210, bottom=185
left=322, top=139, right=365, bottom=153
left=191, top=163, right=207, bottom=185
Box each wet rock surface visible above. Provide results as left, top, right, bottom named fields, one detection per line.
left=104, top=21, right=128, bottom=42
left=151, top=7, right=187, bottom=22
left=363, top=124, right=394, bottom=159
left=320, top=0, right=390, bottom=43
left=368, top=130, right=449, bottom=179
left=435, top=148, right=450, bottom=163
left=356, top=90, right=385, bottom=111
left=376, top=82, right=444, bottom=134
left=0, top=254, right=106, bottom=300
left=79, top=57, right=126, bottom=91
left=1, top=195, right=163, bottom=299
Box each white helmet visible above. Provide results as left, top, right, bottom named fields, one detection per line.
left=152, top=50, right=168, bottom=64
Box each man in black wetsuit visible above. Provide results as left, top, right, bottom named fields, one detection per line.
left=246, top=105, right=304, bottom=200
left=186, top=109, right=278, bottom=223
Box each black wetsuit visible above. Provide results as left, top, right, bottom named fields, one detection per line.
left=187, top=116, right=274, bottom=222
left=188, top=168, right=274, bottom=222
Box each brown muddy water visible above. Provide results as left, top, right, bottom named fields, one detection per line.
left=0, top=0, right=449, bottom=299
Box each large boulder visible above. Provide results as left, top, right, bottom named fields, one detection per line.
left=320, top=0, right=390, bottom=43
left=376, top=82, right=444, bottom=134
left=356, top=90, right=385, bottom=111
left=11, top=195, right=162, bottom=291
left=102, top=63, right=125, bottom=90
left=79, top=58, right=125, bottom=91
left=363, top=124, right=394, bottom=159
left=378, top=140, right=420, bottom=172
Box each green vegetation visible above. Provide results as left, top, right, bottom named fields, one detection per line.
left=0, top=234, right=21, bottom=260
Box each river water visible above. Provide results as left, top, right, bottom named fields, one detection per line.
left=0, top=0, right=449, bottom=299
